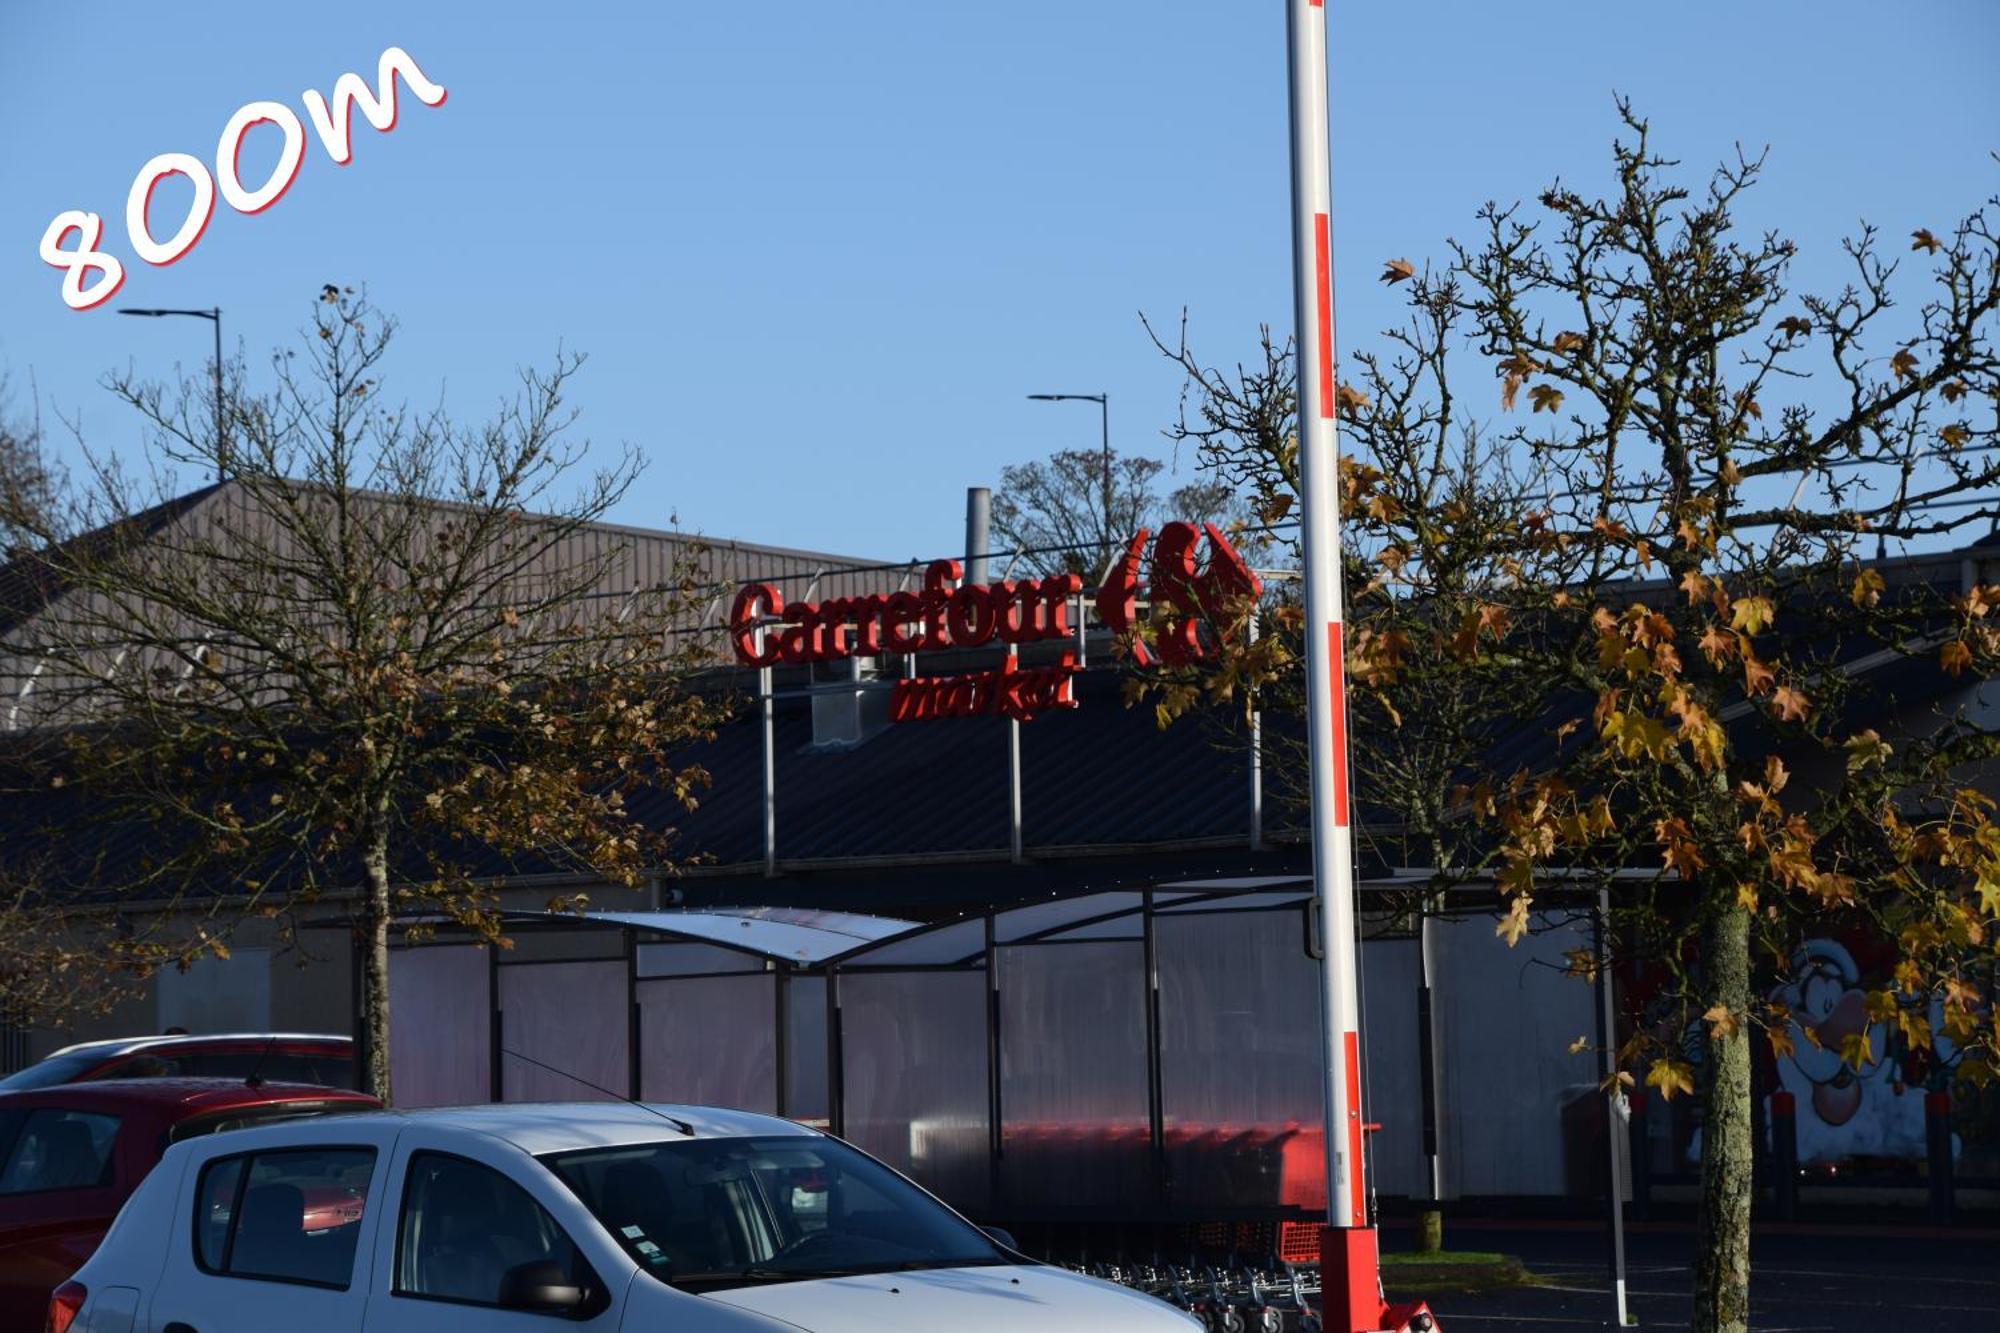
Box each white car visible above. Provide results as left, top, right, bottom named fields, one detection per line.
left=50, top=1101, right=1199, bottom=1333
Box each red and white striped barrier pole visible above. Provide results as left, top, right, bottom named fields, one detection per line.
left=1284, top=5, right=1432, bottom=1331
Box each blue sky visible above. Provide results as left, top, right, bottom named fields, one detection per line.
left=2, top=2, right=1995, bottom=562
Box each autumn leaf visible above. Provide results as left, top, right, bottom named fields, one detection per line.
left=1851, top=569, right=1885, bottom=607
left=1890, top=346, right=1918, bottom=382
left=1941, top=423, right=1970, bottom=449
left=1941, top=641, right=1973, bottom=676
left=1680, top=571, right=1710, bottom=605
left=1380, top=257, right=1415, bottom=285
left=1940, top=378, right=1970, bottom=403
left=1911, top=228, right=1942, bottom=254
left=1697, top=626, right=1737, bottom=664
left=1646, top=1058, right=1696, bottom=1100
left=1840, top=1030, right=1874, bottom=1071
left=1776, top=315, right=1812, bottom=340
left=1335, top=382, right=1371, bottom=416
left=1742, top=655, right=1776, bottom=696
left=1496, top=896, right=1532, bottom=946
left=1552, top=331, right=1586, bottom=355
left=1703, top=1004, right=1740, bottom=1040
left=1568, top=1034, right=1592, bottom=1056
left=1844, top=729, right=1894, bottom=772
left=1529, top=383, right=1565, bottom=414
left=1730, top=596, right=1775, bottom=636
left=1771, top=685, right=1810, bottom=723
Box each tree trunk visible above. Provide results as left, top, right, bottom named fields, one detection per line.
left=1692, top=897, right=1753, bottom=1333
left=359, top=821, right=393, bottom=1105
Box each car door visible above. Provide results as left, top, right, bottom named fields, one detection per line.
left=361, top=1133, right=632, bottom=1333
left=0, top=1106, right=124, bottom=1331
left=142, top=1122, right=401, bottom=1333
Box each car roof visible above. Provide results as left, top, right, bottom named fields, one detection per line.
left=0, top=1077, right=381, bottom=1116
left=43, top=1033, right=352, bottom=1060
left=203, top=1101, right=817, bottom=1156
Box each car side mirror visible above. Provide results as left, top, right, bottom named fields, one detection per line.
left=981, top=1226, right=1020, bottom=1253
left=499, top=1259, right=586, bottom=1314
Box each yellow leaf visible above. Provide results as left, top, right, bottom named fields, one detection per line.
left=1941, top=641, right=1973, bottom=676
left=1703, top=1004, right=1740, bottom=1040
left=1851, top=569, right=1885, bottom=607
left=1735, top=882, right=1759, bottom=911
left=1380, top=257, right=1415, bottom=285
left=1568, top=1035, right=1591, bottom=1056
left=1941, top=423, right=1970, bottom=449
left=1840, top=1030, right=1874, bottom=1070
left=1844, top=729, right=1893, bottom=772
left=1496, top=897, right=1532, bottom=946
left=1645, top=1058, right=1696, bottom=1100
left=1529, top=383, right=1565, bottom=414
left=1730, top=596, right=1775, bottom=636
left=1891, top=347, right=1918, bottom=382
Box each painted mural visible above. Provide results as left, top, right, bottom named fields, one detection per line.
left=1765, top=938, right=1959, bottom=1164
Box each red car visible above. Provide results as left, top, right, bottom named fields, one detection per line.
left=0, top=1033, right=353, bottom=1093
left=0, top=1078, right=379, bottom=1332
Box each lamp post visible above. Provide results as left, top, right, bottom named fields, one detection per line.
left=1026, top=391, right=1111, bottom=546
left=118, top=307, right=225, bottom=482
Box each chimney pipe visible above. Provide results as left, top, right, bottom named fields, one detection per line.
left=965, top=487, right=991, bottom=586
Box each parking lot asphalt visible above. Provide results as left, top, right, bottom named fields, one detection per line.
left=1394, top=1224, right=2000, bottom=1331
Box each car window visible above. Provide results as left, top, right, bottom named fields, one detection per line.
left=194, top=1147, right=375, bottom=1289
left=544, top=1136, right=1003, bottom=1291
left=0, top=1050, right=112, bottom=1091
left=395, top=1152, right=592, bottom=1308
left=89, top=1053, right=187, bottom=1080
left=0, top=1109, right=120, bottom=1194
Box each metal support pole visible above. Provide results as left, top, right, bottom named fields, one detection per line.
left=1285, top=3, right=1382, bottom=1328
left=1595, top=888, right=1630, bottom=1328
left=1248, top=615, right=1264, bottom=850
left=1008, top=719, right=1024, bottom=864
left=212, top=307, right=226, bottom=482
left=760, top=626, right=776, bottom=877
left=1417, top=904, right=1443, bottom=1202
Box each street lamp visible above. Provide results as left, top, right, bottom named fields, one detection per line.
left=1026, top=391, right=1111, bottom=544
left=119, top=307, right=225, bottom=483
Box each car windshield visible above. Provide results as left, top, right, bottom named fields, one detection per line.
left=543, top=1136, right=1006, bottom=1292
left=0, top=1050, right=112, bottom=1091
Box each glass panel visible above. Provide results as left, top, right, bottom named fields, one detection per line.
left=498, top=961, right=629, bottom=1103
left=1157, top=910, right=1325, bottom=1215
left=637, top=975, right=776, bottom=1114
left=840, top=971, right=990, bottom=1214
left=0, top=1109, right=119, bottom=1193
left=637, top=942, right=765, bottom=978
left=1435, top=912, right=1598, bottom=1197
left=396, top=1152, right=591, bottom=1307
left=194, top=1156, right=243, bottom=1270
left=997, top=941, right=1150, bottom=1213
left=226, top=1148, right=376, bottom=1288
left=785, top=977, right=830, bottom=1122
left=389, top=945, right=492, bottom=1108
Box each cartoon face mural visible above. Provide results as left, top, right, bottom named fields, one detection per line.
left=1766, top=938, right=1958, bottom=1164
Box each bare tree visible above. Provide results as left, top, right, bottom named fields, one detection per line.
left=990, top=444, right=1246, bottom=578
left=6, top=289, right=724, bottom=1099
left=0, top=374, right=56, bottom=562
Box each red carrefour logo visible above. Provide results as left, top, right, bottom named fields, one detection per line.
left=1095, top=521, right=1262, bottom=667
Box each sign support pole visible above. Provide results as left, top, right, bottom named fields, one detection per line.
left=1285, top=5, right=1426, bottom=1331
